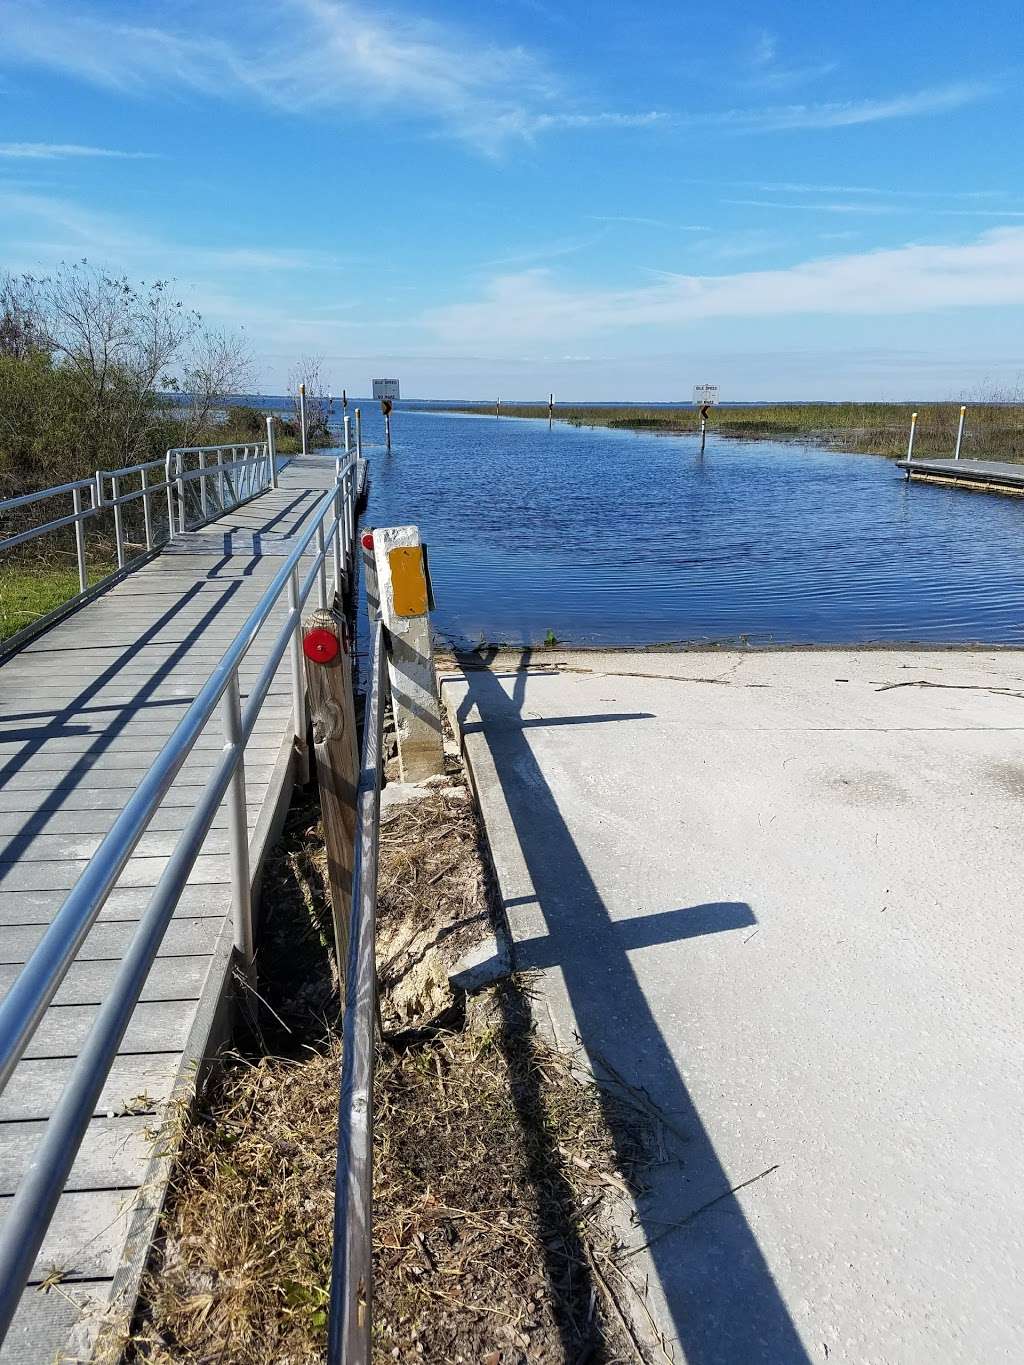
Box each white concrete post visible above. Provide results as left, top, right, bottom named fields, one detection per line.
left=343, top=414, right=351, bottom=454
left=907, top=411, right=918, bottom=462
left=954, top=405, right=967, bottom=461
left=299, top=382, right=308, bottom=458
left=373, top=524, right=443, bottom=782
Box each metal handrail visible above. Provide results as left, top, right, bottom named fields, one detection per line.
left=0, top=455, right=362, bottom=1346
left=328, top=618, right=386, bottom=1365
left=0, top=443, right=275, bottom=625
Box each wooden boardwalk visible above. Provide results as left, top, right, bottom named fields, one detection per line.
left=0, top=456, right=361, bottom=1362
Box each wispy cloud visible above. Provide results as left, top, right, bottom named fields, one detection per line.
left=423, top=228, right=1024, bottom=347
left=726, top=197, right=1024, bottom=218
left=744, top=29, right=837, bottom=91
left=0, top=188, right=352, bottom=276
left=0, top=142, right=156, bottom=160
left=695, top=82, right=993, bottom=133
left=0, top=0, right=664, bottom=155
left=589, top=216, right=709, bottom=231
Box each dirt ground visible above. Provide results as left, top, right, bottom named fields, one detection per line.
left=120, top=731, right=665, bottom=1364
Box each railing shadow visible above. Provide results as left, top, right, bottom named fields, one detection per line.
left=0, top=579, right=243, bottom=879
left=453, top=647, right=812, bottom=1364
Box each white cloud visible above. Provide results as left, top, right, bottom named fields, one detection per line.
left=744, top=28, right=836, bottom=90
left=0, top=142, right=156, bottom=160
left=0, top=0, right=663, bottom=155
left=589, top=216, right=709, bottom=231
left=726, top=197, right=1024, bottom=219
left=695, top=82, right=992, bottom=133
left=423, top=228, right=1024, bottom=348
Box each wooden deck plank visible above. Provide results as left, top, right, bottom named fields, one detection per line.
left=1, top=918, right=223, bottom=965
left=0, top=1055, right=181, bottom=1122
left=0, top=1118, right=156, bottom=1194
left=0, top=1188, right=138, bottom=1282
left=0, top=958, right=210, bottom=1007
left=0, top=885, right=227, bottom=926
left=24, top=1001, right=192, bottom=1061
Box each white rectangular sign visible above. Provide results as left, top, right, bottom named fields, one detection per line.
left=693, top=384, right=719, bottom=406
left=372, top=378, right=401, bottom=401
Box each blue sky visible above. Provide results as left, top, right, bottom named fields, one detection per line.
left=1, top=0, right=1022, bottom=399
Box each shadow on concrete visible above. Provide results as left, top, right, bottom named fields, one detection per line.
left=454, top=646, right=810, bottom=1365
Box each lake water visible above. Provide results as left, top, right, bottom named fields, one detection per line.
left=347, top=407, right=1024, bottom=648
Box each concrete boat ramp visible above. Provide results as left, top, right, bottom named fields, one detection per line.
left=442, top=647, right=1024, bottom=1364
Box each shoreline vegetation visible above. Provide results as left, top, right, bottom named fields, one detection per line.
left=0, top=264, right=335, bottom=642
left=427, top=401, right=1024, bottom=462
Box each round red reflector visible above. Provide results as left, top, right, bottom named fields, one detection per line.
left=361, top=531, right=375, bottom=550
left=303, top=628, right=340, bottom=664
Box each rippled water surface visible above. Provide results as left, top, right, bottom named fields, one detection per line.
left=352, top=408, right=1024, bottom=647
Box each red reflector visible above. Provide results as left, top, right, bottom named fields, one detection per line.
left=361, top=531, right=375, bottom=551
left=303, top=628, right=340, bottom=664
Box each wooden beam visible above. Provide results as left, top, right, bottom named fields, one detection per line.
left=301, top=607, right=359, bottom=995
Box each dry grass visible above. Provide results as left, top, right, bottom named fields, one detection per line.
left=125, top=751, right=656, bottom=1363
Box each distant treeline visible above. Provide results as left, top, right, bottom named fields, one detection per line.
left=435, top=399, right=1024, bottom=460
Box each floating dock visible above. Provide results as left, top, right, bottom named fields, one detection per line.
left=896, top=457, right=1024, bottom=494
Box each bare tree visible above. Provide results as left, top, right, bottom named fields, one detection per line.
left=287, top=356, right=331, bottom=446
left=20, top=263, right=200, bottom=467
left=0, top=275, right=45, bottom=359
left=177, top=326, right=255, bottom=445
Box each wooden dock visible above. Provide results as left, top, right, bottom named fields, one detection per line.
left=0, top=456, right=364, bottom=1363
left=897, top=456, right=1024, bottom=494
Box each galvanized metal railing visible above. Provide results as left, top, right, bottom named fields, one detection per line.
left=0, top=454, right=362, bottom=1347
left=327, top=617, right=386, bottom=1365
left=0, top=437, right=277, bottom=645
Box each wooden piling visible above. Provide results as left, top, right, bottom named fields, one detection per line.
left=302, top=607, right=359, bottom=996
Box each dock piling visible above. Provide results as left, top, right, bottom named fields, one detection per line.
left=954, top=405, right=967, bottom=461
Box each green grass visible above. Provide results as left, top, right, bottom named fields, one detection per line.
left=0, top=560, right=114, bottom=643
left=432, top=401, right=1024, bottom=461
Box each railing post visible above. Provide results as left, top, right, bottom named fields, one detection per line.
left=316, top=518, right=328, bottom=610
left=71, top=487, right=88, bottom=594
left=906, top=411, right=918, bottom=466
left=176, top=452, right=187, bottom=533
left=267, top=416, right=279, bottom=489
left=165, top=451, right=175, bottom=539
left=111, top=474, right=125, bottom=571
left=333, top=484, right=344, bottom=602
left=216, top=450, right=226, bottom=511
left=198, top=452, right=208, bottom=519
left=954, top=405, right=967, bottom=461
left=140, top=466, right=154, bottom=551
left=300, top=383, right=308, bottom=458
left=288, top=566, right=310, bottom=783
left=222, top=669, right=254, bottom=978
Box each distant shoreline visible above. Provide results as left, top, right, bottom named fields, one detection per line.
left=417, top=401, right=1024, bottom=462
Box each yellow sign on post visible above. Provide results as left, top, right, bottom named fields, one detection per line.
left=388, top=546, right=428, bottom=618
